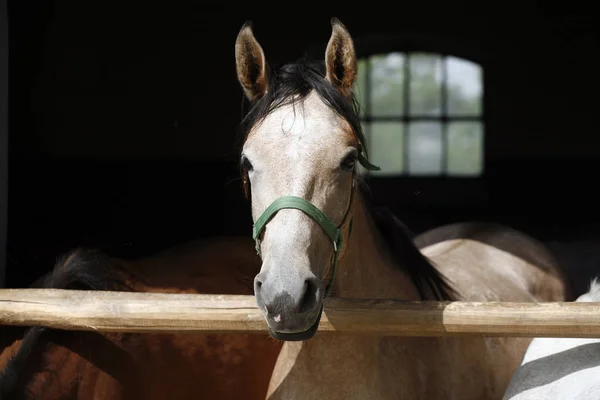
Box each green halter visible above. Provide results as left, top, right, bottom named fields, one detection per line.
left=251, top=152, right=380, bottom=297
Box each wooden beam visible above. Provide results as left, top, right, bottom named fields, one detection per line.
left=1, top=288, right=600, bottom=337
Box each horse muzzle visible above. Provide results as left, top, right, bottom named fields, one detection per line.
left=267, top=305, right=323, bottom=341
left=254, top=272, right=325, bottom=341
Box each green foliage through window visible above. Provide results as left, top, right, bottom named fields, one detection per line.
left=354, top=52, right=483, bottom=177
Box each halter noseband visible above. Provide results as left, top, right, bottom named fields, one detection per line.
left=251, top=152, right=380, bottom=297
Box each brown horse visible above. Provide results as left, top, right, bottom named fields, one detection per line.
left=0, top=238, right=282, bottom=399
left=233, top=18, right=569, bottom=399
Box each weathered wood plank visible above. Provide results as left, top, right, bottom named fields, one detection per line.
left=1, top=288, right=599, bottom=337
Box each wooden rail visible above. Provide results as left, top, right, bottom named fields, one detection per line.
left=1, top=288, right=600, bottom=337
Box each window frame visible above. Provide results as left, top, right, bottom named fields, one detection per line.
left=358, top=51, right=485, bottom=177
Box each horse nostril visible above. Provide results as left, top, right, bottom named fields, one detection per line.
left=299, top=278, right=320, bottom=313
left=254, top=274, right=264, bottom=290
left=254, top=276, right=263, bottom=300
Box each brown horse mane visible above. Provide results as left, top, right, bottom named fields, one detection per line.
left=0, top=249, right=132, bottom=398
left=237, top=57, right=456, bottom=301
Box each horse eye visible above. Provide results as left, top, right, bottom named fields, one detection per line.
left=340, top=153, right=357, bottom=172
left=241, top=156, right=254, bottom=172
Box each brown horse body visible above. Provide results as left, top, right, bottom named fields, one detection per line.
left=0, top=237, right=282, bottom=399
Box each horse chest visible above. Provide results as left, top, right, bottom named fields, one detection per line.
left=267, top=337, right=430, bottom=400
left=267, top=336, right=517, bottom=400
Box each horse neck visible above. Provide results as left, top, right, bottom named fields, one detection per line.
left=332, top=192, right=421, bottom=301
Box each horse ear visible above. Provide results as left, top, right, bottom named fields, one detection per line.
left=235, top=21, right=268, bottom=102
left=325, top=18, right=357, bottom=97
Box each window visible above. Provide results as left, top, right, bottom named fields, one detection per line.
left=354, top=52, right=484, bottom=177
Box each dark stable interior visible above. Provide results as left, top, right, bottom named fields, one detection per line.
left=5, top=4, right=600, bottom=294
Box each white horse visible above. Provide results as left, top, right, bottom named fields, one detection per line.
left=503, top=278, right=600, bottom=400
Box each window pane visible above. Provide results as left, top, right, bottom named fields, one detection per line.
left=408, top=122, right=442, bottom=175
left=447, top=122, right=483, bottom=176
left=361, top=122, right=404, bottom=176
left=446, top=56, right=482, bottom=116
left=354, top=58, right=368, bottom=117
left=369, top=53, right=405, bottom=116
left=409, top=53, right=442, bottom=116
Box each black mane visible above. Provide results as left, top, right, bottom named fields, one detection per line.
left=238, top=57, right=455, bottom=301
